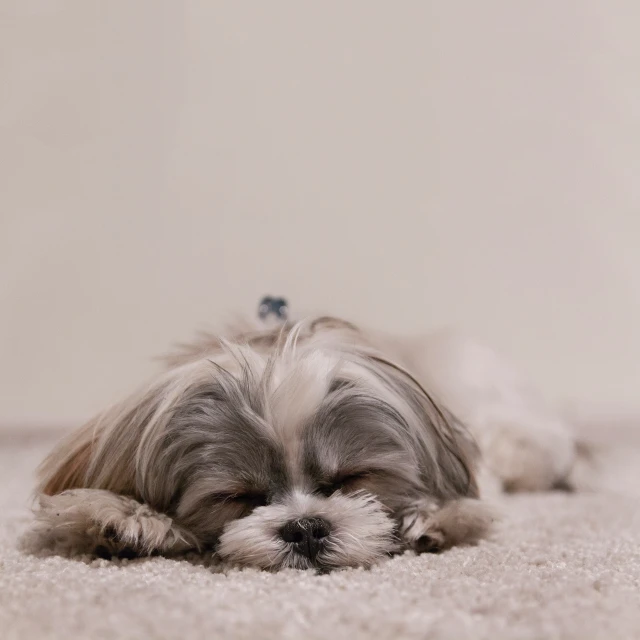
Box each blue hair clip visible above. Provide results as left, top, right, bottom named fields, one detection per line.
left=258, top=296, right=289, bottom=322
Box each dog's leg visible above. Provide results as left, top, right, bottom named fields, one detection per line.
left=24, top=489, right=196, bottom=559
left=399, top=497, right=495, bottom=553
left=476, top=420, right=577, bottom=492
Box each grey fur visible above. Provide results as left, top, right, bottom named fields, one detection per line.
left=30, top=317, right=493, bottom=569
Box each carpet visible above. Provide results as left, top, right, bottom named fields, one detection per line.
left=1, top=421, right=639, bottom=640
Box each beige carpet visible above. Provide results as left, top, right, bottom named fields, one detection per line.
left=1, top=423, right=639, bottom=640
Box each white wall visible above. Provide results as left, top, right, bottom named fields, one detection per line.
left=1, top=1, right=640, bottom=425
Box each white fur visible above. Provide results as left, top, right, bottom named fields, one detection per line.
left=23, top=489, right=195, bottom=558
left=218, top=490, right=397, bottom=570
left=407, top=330, right=578, bottom=492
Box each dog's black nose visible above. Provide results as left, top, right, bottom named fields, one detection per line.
left=280, top=517, right=331, bottom=559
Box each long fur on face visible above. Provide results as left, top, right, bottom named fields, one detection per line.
left=218, top=491, right=397, bottom=570
left=31, top=317, right=498, bottom=568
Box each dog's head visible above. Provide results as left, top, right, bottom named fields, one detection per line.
left=38, top=319, right=478, bottom=570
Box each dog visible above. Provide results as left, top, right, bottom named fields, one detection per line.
left=27, top=315, right=579, bottom=570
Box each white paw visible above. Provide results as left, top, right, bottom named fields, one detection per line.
left=23, top=489, right=193, bottom=559
left=400, top=498, right=495, bottom=553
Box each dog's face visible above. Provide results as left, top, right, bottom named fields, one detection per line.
left=165, top=357, right=424, bottom=570
left=37, top=322, right=478, bottom=570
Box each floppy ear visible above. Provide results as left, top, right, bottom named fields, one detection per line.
left=37, top=357, right=234, bottom=508
left=37, top=367, right=180, bottom=500
left=368, top=354, right=480, bottom=500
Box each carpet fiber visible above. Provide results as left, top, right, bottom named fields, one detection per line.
left=1, top=423, right=639, bottom=640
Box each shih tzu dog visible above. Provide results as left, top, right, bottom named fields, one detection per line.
left=28, top=310, right=579, bottom=571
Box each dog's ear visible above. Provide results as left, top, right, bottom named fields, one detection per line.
left=37, top=358, right=235, bottom=508
left=367, top=354, right=480, bottom=500
left=37, top=369, right=178, bottom=499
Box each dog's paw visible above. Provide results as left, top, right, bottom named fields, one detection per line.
left=400, top=498, right=496, bottom=554
left=88, top=498, right=188, bottom=559
left=23, top=489, right=195, bottom=559
left=400, top=498, right=443, bottom=553
left=401, top=514, right=445, bottom=554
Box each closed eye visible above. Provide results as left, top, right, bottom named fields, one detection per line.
left=318, top=472, right=369, bottom=497
left=213, top=492, right=268, bottom=508
left=233, top=492, right=268, bottom=508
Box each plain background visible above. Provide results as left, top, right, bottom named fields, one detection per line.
left=1, top=1, right=639, bottom=426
